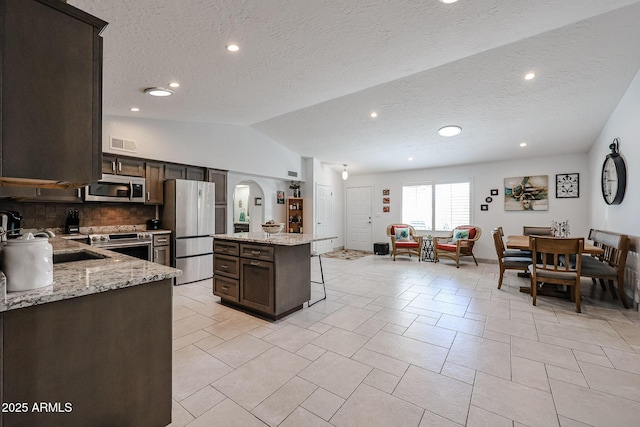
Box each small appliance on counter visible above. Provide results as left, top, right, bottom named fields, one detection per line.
left=0, top=209, right=23, bottom=241
left=146, top=218, right=160, bottom=230
left=1, top=233, right=53, bottom=292
left=65, top=209, right=80, bottom=234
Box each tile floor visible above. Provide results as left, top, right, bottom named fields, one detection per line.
left=169, top=254, right=640, bottom=427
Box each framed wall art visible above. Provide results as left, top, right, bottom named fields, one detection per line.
left=481, top=204, right=488, bottom=211
left=277, top=191, right=285, bottom=204
left=382, top=189, right=390, bottom=196
left=504, top=175, right=549, bottom=211
left=556, top=173, right=579, bottom=198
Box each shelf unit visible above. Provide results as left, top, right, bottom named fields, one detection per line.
left=287, top=197, right=304, bottom=233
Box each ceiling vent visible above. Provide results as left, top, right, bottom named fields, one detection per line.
left=110, top=136, right=138, bottom=153
left=287, top=170, right=298, bottom=178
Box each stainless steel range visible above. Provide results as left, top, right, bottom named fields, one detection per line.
left=89, top=232, right=153, bottom=261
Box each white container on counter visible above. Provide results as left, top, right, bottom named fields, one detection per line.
left=1, top=233, right=53, bottom=292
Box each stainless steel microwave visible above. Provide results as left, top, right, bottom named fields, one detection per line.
left=84, top=174, right=146, bottom=203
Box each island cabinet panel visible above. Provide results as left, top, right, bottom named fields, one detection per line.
left=0, top=279, right=172, bottom=427
left=212, top=239, right=311, bottom=319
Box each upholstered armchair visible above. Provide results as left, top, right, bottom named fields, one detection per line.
left=386, top=224, right=423, bottom=261
left=433, top=225, right=482, bottom=268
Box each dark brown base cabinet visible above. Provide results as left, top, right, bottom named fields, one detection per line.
left=0, top=279, right=172, bottom=427
left=213, top=240, right=311, bottom=320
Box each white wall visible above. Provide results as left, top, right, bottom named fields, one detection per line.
left=345, top=153, right=590, bottom=261
left=310, top=159, right=345, bottom=251
left=588, top=68, right=640, bottom=231
left=103, top=115, right=304, bottom=181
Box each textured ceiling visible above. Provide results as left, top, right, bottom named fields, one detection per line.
left=70, top=0, right=640, bottom=174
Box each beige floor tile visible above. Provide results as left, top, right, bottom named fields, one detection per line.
left=509, top=309, right=535, bottom=324
left=172, top=345, right=233, bottom=401
left=335, top=293, right=376, bottom=308
left=212, top=347, right=310, bottom=410
left=465, top=312, right=487, bottom=322
left=307, top=321, right=333, bottom=334
left=251, top=376, right=317, bottom=427
left=382, top=323, right=408, bottom=335
left=512, top=336, right=580, bottom=371
left=394, top=365, right=472, bottom=425
left=296, top=343, right=327, bottom=361
left=467, top=405, right=512, bottom=427
left=370, top=295, right=410, bottom=310
left=179, top=385, right=225, bottom=418
left=409, top=296, right=468, bottom=316
left=441, top=362, right=476, bottom=385
left=535, top=319, right=632, bottom=351
left=415, top=314, right=439, bottom=325
left=298, top=351, right=372, bottom=399
left=301, top=387, right=345, bottom=421
left=603, top=347, right=640, bottom=374
left=486, top=316, right=538, bottom=340
left=511, top=355, right=550, bottom=392
left=246, top=325, right=278, bottom=339
left=207, top=334, right=273, bottom=368
left=574, top=350, right=613, bottom=368
left=169, top=400, right=195, bottom=427
left=550, top=378, right=640, bottom=427
left=174, top=305, right=198, bottom=321
left=173, top=313, right=218, bottom=339
left=186, top=398, right=267, bottom=427
left=545, top=365, right=588, bottom=388
left=404, top=305, right=444, bottom=319
left=555, top=312, right=619, bottom=334
left=332, top=383, right=424, bottom=427
left=364, top=330, right=448, bottom=372
left=419, top=410, right=464, bottom=427
left=173, top=329, right=212, bottom=352
left=363, top=368, right=401, bottom=393
left=558, top=415, right=593, bottom=427
left=203, top=317, right=262, bottom=341
left=436, top=313, right=485, bottom=336
left=262, top=323, right=320, bottom=352
left=352, top=347, right=409, bottom=377
left=372, top=307, right=418, bottom=327
left=538, top=333, right=606, bottom=355
left=279, top=407, right=334, bottom=427
left=580, top=361, right=640, bottom=402
left=192, top=333, right=224, bottom=351
left=483, top=329, right=511, bottom=344
left=434, top=292, right=472, bottom=306
left=352, top=317, right=387, bottom=336
left=446, top=333, right=511, bottom=379
left=467, top=299, right=511, bottom=319
left=403, top=321, right=457, bottom=348
left=610, top=320, right=640, bottom=346
left=311, top=327, right=369, bottom=357
left=472, top=372, right=559, bottom=427
left=319, top=305, right=375, bottom=331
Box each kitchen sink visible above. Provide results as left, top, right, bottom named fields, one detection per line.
left=53, top=250, right=107, bottom=264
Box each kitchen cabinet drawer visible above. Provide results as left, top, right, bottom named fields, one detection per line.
left=240, top=258, right=274, bottom=313
left=153, top=234, right=170, bottom=247
left=214, top=254, right=239, bottom=279
left=240, top=244, right=274, bottom=261
left=213, top=276, right=239, bottom=302
left=214, top=240, right=239, bottom=256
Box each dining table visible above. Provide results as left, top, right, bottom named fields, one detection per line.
left=505, top=235, right=604, bottom=295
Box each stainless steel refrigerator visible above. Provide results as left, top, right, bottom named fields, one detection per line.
left=162, top=179, right=215, bottom=286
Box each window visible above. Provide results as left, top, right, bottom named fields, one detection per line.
left=402, top=181, right=471, bottom=231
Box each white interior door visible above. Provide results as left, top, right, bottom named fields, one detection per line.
left=346, top=186, right=372, bottom=251
left=315, top=183, right=332, bottom=254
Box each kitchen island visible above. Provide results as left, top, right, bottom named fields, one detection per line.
left=0, top=238, right=180, bottom=427
left=213, top=232, right=335, bottom=320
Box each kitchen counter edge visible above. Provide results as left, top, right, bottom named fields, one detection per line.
left=212, top=232, right=336, bottom=246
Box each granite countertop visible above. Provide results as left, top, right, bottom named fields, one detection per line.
left=0, top=237, right=181, bottom=312
left=213, top=232, right=336, bottom=246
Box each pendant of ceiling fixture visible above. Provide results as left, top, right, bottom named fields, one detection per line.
left=342, top=164, right=349, bottom=180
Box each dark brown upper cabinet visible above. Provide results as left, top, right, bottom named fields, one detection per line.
left=102, top=154, right=145, bottom=177
left=0, top=0, right=107, bottom=188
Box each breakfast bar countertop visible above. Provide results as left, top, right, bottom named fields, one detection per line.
left=212, top=232, right=337, bottom=246
left=0, top=237, right=181, bottom=312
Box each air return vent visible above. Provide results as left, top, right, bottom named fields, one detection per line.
left=110, top=136, right=138, bottom=153
left=287, top=170, right=298, bottom=178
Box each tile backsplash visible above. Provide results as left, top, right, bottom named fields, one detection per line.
left=0, top=201, right=157, bottom=230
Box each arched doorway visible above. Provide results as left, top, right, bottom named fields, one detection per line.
left=233, top=180, right=265, bottom=232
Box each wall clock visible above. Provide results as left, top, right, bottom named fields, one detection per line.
left=556, top=173, right=579, bottom=198
left=601, top=138, right=627, bottom=205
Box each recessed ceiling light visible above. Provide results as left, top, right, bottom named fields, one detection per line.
left=370, top=112, right=378, bottom=118
left=226, top=44, right=240, bottom=52
left=144, top=87, right=173, bottom=97
left=130, top=107, right=140, bottom=112
left=168, top=82, right=180, bottom=88
left=520, top=142, right=527, bottom=147
left=524, top=72, right=536, bottom=80
left=439, top=0, right=459, bottom=3
left=438, top=125, right=462, bottom=137
left=408, top=157, right=413, bottom=161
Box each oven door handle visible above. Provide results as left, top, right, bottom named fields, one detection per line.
left=95, top=241, right=152, bottom=249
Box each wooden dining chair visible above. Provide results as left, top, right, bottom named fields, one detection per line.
left=523, top=226, right=554, bottom=236
left=496, top=226, right=532, bottom=257
left=492, top=229, right=531, bottom=289
left=528, top=236, right=584, bottom=313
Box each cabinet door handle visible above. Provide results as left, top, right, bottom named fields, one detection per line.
left=251, top=250, right=261, bottom=255
left=154, top=249, right=158, bottom=260
left=220, top=265, right=228, bottom=269
left=250, top=260, right=260, bottom=266
left=147, top=191, right=150, bottom=201
left=221, top=286, right=229, bottom=291
left=118, top=162, right=122, bottom=172
left=156, top=238, right=167, bottom=243
left=112, top=161, right=116, bottom=172
left=77, top=188, right=81, bottom=197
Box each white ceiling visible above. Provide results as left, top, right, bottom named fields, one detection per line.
left=70, top=0, right=640, bottom=175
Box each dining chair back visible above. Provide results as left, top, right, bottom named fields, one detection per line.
left=523, top=226, right=554, bottom=236
left=492, top=229, right=532, bottom=289
left=528, top=236, right=584, bottom=312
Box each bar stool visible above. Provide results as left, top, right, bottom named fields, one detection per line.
left=308, top=251, right=326, bottom=307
